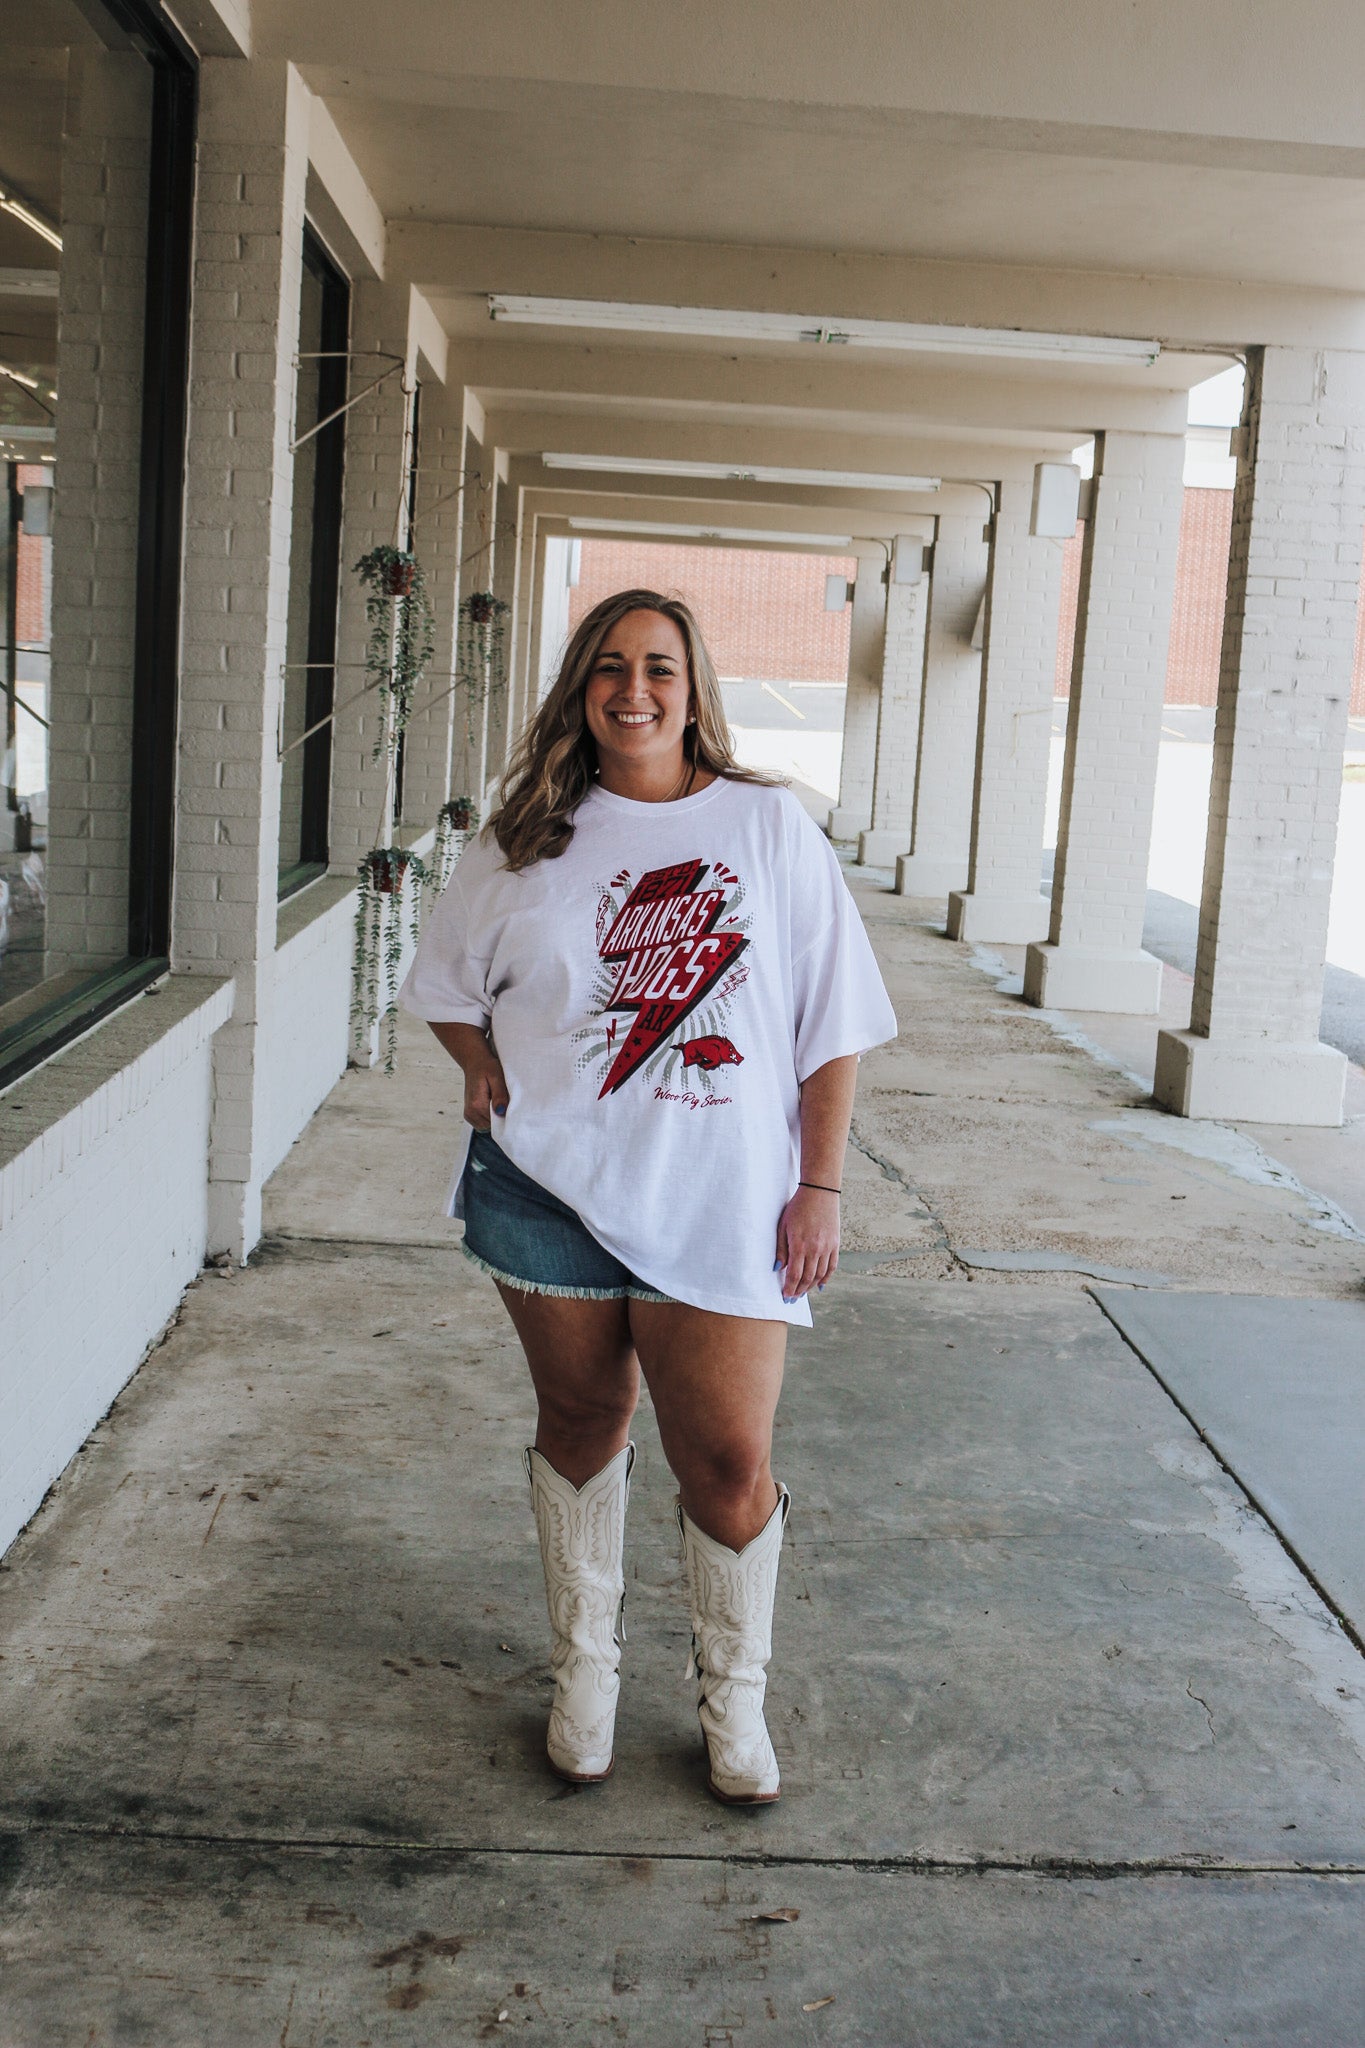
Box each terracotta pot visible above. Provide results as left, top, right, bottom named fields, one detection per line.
left=466, top=591, right=495, bottom=625
left=370, top=853, right=409, bottom=895
left=383, top=558, right=415, bottom=598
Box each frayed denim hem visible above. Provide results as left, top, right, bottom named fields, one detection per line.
left=460, top=1242, right=674, bottom=1305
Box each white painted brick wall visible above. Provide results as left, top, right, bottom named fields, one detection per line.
left=859, top=572, right=930, bottom=862
left=829, top=562, right=885, bottom=836
left=484, top=471, right=522, bottom=784
left=399, top=387, right=465, bottom=828
left=259, top=893, right=354, bottom=1183
left=900, top=515, right=988, bottom=891
left=0, top=980, right=232, bottom=1556
left=454, top=427, right=495, bottom=804
left=1047, top=430, right=1186, bottom=951
left=961, top=479, right=1065, bottom=902
left=173, top=59, right=311, bottom=1257
left=866, top=575, right=930, bottom=840
left=44, top=50, right=152, bottom=977
left=1191, top=345, right=1365, bottom=1044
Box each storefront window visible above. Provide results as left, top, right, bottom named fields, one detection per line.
left=0, top=1, right=193, bottom=1086
left=278, top=227, right=349, bottom=896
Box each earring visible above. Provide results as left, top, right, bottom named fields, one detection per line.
left=686, top=715, right=696, bottom=725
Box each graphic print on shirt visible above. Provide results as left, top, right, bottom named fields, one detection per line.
left=573, top=858, right=751, bottom=1100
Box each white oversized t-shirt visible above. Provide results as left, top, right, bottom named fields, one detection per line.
left=399, top=777, right=897, bottom=1327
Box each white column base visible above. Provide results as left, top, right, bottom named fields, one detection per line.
left=896, top=852, right=968, bottom=897
left=1023, top=943, right=1164, bottom=1014
left=946, top=890, right=1050, bottom=944
left=1153, top=1030, right=1347, bottom=1126
left=857, top=827, right=910, bottom=866
left=827, top=804, right=871, bottom=841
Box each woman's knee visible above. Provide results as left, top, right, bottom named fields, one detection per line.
left=535, top=1373, right=637, bottom=1444
left=671, top=1434, right=772, bottom=1506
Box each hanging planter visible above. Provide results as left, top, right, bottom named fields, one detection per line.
left=456, top=590, right=511, bottom=742
left=354, top=543, right=436, bottom=757
left=352, top=846, right=430, bottom=1074
left=433, top=795, right=480, bottom=889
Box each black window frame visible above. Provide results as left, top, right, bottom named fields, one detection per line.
left=278, top=225, right=350, bottom=901
left=0, top=0, right=196, bottom=1093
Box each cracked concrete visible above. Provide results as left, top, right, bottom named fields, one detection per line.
left=2, top=878, right=1364, bottom=2041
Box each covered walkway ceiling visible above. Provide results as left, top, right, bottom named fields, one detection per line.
left=242, top=0, right=1365, bottom=526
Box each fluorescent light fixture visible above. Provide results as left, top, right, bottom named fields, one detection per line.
left=0, top=359, right=39, bottom=390
left=492, top=296, right=1160, bottom=368
left=0, top=189, right=62, bottom=253
left=567, top=515, right=852, bottom=548
left=542, top=452, right=941, bottom=493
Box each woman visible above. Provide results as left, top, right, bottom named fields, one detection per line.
left=400, top=589, right=895, bottom=1804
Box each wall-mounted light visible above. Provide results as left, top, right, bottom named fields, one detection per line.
left=892, top=535, right=926, bottom=586
left=493, top=296, right=1161, bottom=368
left=1030, top=462, right=1082, bottom=538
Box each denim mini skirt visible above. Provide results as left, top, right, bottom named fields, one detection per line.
left=461, top=1127, right=674, bottom=1303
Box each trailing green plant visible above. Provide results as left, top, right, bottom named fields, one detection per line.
left=352, top=846, right=430, bottom=1074
left=456, top=590, right=511, bottom=743
left=433, top=795, right=481, bottom=889
left=354, top=543, right=436, bottom=758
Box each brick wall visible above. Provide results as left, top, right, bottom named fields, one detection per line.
left=567, top=540, right=854, bottom=681
left=15, top=467, right=47, bottom=649
left=1056, top=485, right=1365, bottom=713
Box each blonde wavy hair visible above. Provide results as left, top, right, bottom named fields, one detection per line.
left=488, top=587, right=780, bottom=870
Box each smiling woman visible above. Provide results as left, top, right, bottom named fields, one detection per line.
left=398, top=587, right=897, bottom=1806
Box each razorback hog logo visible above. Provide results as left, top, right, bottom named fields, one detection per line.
left=680, top=1035, right=743, bottom=1073
left=597, top=860, right=746, bottom=1096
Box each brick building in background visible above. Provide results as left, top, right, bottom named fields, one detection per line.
left=567, top=539, right=855, bottom=682
left=578, top=499, right=1365, bottom=714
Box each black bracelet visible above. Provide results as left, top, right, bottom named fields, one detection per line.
left=799, top=1180, right=841, bottom=1195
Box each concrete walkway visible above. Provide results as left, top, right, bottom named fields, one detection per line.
left=3, top=880, right=1364, bottom=2042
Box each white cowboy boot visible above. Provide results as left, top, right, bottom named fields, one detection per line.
left=524, top=1442, right=635, bottom=1782
left=677, top=1486, right=790, bottom=1804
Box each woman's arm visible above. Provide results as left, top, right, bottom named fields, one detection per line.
left=428, top=1021, right=509, bottom=1131
left=775, top=1053, right=859, bottom=1302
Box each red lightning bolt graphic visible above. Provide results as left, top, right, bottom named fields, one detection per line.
left=597, top=860, right=746, bottom=1096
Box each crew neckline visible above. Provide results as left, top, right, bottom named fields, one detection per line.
left=585, top=775, right=731, bottom=817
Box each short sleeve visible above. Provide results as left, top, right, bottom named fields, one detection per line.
left=786, top=802, right=898, bottom=1081
left=398, top=866, right=493, bottom=1025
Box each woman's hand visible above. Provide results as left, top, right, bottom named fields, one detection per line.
left=461, top=1041, right=510, bottom=1131
left=427, top=1022, right=509, bottom=1130
left=775, top=1185, right=840, bottom=1302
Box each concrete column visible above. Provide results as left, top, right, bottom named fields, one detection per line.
left=828, top=555, right=885, bottom=839
left=398, top=382, right=464, bottom=828
left=895, top=515, right=988, bottom=896
left=535, top=534, right=574, bottom=702
left=1155, top=345, right=1365, bottom=1124
left=452, top=425, right=492, bottom=804
left=328, top=276, right=415, bottom=874
left=858, top=572, right=930, bottom=865
left=946, top=479, right=1065, bottom=943
left=483, top=467, right=521, bottom=784
left=172, top=60, right=309, bottom=1258
left=507, top=504, right=539, bottom=751
left=1024, top=429, right=1185, bottom=1012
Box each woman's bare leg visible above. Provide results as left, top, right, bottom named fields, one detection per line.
left=627, top=1300, right=786, bottom=1549
left=496, top=1286, right=640, bottom=1484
